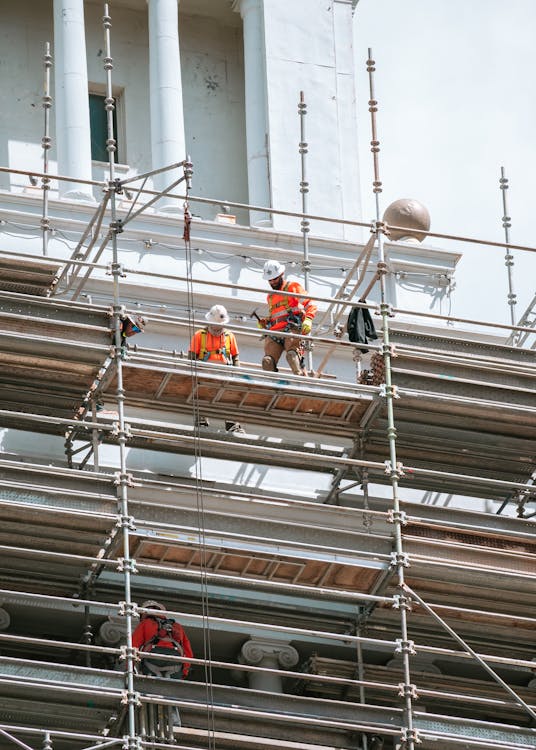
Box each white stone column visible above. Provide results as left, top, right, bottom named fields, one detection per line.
left=240, top=638, right=299, bottom=693
left=233, top=0, right=271, bottom=226
left=147, top=0, right=186, bottom=211
left=53, top=0, right=94, bottom=201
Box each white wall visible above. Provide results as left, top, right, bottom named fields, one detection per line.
left=262, top=0, right=362, bottom=238
left=180, top=11, right=248, bottom=224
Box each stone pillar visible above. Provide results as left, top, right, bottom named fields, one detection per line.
left=53, top=0, right=94, bottom=201
left=147, top=0, right=186, bottom=211
left=233, top=0, right=271, bottom=226
left=240, top=638, right=299, bottom=693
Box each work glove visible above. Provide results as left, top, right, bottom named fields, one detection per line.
left=301, top=318, right=313, bottom=335
left=256, top=318, right=268, bottom=329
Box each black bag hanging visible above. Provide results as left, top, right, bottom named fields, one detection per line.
left=346, top=302, right=378, bottom=353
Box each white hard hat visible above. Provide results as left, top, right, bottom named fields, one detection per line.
left=141, top=600, right=166, bottom=612
left=263, top=260, right=286, bottom=280
left=205, top=304, right=229, bottom=325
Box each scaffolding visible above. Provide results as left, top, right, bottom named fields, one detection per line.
left=0, top=6, right=534, bottom=750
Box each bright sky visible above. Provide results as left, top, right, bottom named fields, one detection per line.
left=354, top=0, right=536, bottom=330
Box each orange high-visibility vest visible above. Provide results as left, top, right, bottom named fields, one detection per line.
left=267, top=281, right=317, bottom=332
left=190, top=328, right=237, bottom=364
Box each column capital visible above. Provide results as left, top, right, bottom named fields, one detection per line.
left=240, top=638, right=299, bottom=669
left=98, top=615, right=126, bottom=645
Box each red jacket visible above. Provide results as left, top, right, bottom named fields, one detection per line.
left=132, top=616, right=193, bottom=677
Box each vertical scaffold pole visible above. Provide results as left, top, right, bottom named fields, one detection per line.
left=102, top=5, right=138, bottom=748
left=499, top=166, right=517, bottom=329
left=298, top=91, right=314, bottom=374
left=366, top=48, right=417, bottom=750
left=41, top=42, right=53, bottom=257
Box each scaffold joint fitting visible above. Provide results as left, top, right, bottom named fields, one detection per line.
left=122, top=737, right=142, bottom=750
left=111, top=421, right=132, bottom=439
left=121, top=689, right=141, bottom=707
left=113, top=471, right=135, bottom=487
left=106, top=261, right=126, bottom=277
left=379, top=301, right=395, bottom=317
left=118, top=601, right=138, bottom=618
left=390, top=551, right=410, bottom=569
left=392, top=593, right=413, bottom=612
left=372, top=220, right=387, bottom=235
left=400, top=728, right=421, bottom=745
left=384, top=460, right=405, bottom=478
left=119, top=645, right=140, bottom=664
left=379, top=383, right=399, bottom=399
left=382, top=342, right=397, bottom=357
left=398, top=682, right=419, bottom=699
left=117, top=557, right=138, bottom=574
left=395, top=638, right=416, bottom=656
left=376, top=260, right=389, bottom=277
left=387, top=509, right=408, bottom=525
left=116, top=514, right=136, bottom=531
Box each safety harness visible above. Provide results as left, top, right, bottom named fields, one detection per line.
left=142, top=617, right=184, bottom=656
left=198, top=328, right=232, bottom=364
left=268, top=282, right=305, bottom=331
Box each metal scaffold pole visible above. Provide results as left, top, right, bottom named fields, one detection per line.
left=499, top=166, right=517, bottom=329
left=41, top=42, right=53, bottom=257
left=298, top=91, right=314, bottom=374
left=366, top=48, right=417, bottom=750
left=102, top=5, right=138, bottom=748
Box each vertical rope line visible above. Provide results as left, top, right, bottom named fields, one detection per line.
left=182, top=171, right=217, bottom=748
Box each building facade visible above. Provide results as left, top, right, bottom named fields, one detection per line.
left=0, top=1, right=533, bottom=749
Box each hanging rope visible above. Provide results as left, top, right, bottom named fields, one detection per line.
left=183, top=190, right=217, bottom=748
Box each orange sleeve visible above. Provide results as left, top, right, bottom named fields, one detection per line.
left=189, top=330, right=200, bottom=358
left=288, top=282, right=317, bottom=319
left=228, top=332, right=239, bottom=358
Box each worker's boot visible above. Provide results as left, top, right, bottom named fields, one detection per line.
left=262, top=355, right=278, bottom=372
left=286, top=349, right=305, bottom=376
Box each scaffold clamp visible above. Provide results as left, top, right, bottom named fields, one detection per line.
left=117, top=557, right=138, bottom=574
left=390, top=551, right=410, bottom=569
left=395, top=638, right=416, bottom=656
left=387, top=509, right=408, bottom=525
left=119, top=645, right=140, bottom=664
left=118, top=601, right=139, bottom=618
left=106, top=261, right=126, bottom=277
left=400, top=728, right=421, bottom=745
left=384, top=460, right=405, bottom=478
left=379, top=383, right=399, bottom=399
left=113, top=471, right=135, bottom=487
left=121, top=690, right=141, bottom=707
left=382, top=342, right=397, bottom=357
left=392, top=593, right=413, bottom=612
left=398, top=682, right=419, bottom=699
left=123, top=738, right=142, bottom=750
left=116, top=514, right=136, bottom=531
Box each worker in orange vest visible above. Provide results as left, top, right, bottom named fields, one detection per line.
left=189, top=305, right=244, bottom=434
left=257, top=260, right=317, bottom=376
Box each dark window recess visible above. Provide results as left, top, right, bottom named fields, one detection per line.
left=89, top=93, right=119, bottom=162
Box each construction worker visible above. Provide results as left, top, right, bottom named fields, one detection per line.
left=132, top=600, right=193, bottom=734
left=132, top=600, right=193, bottom=679
left=257, top=260, right=317, bottom=376
left=189, top=305, right=244, bottom=434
